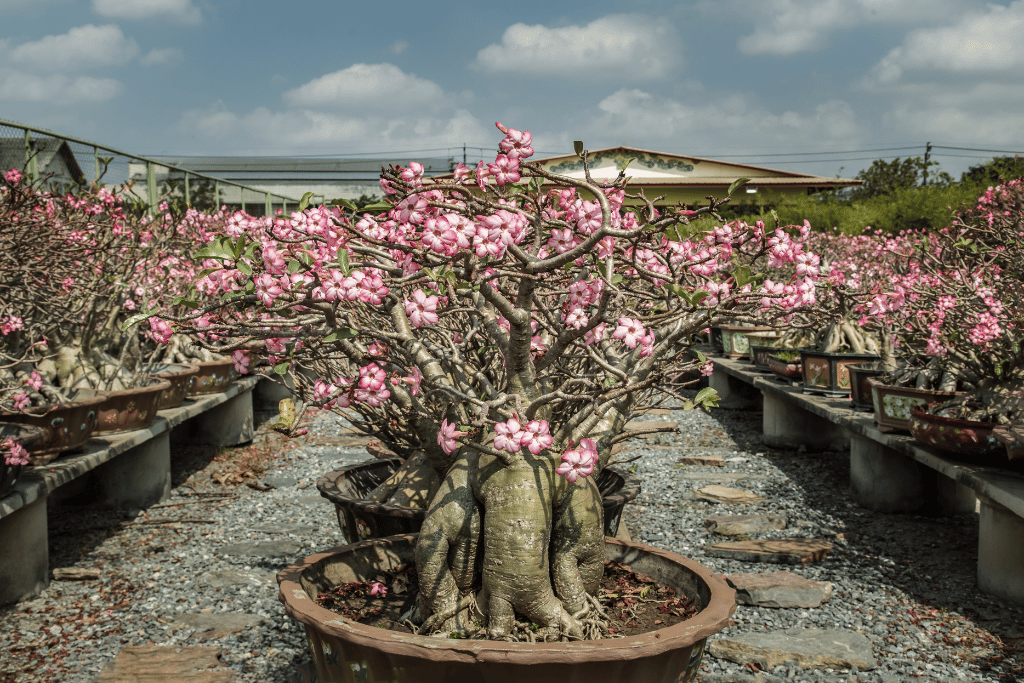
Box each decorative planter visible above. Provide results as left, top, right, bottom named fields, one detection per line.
left=800, top=349, right=880, bottom=398
left=186, top=359, right=239, bottom=396
left=0, top=394, right=104, bottom=465
left=709, top=326, right=725, bottom=354
left=768, top=353, right=802, bottom=384
left=870, top=380, right=959, bottom=433
left=319, top=459, right=641, bottom=543
left=848, top=363, right=886, bottom=412
left=0, top=423, right=47, bottom=498
left=750, top=343, right=790, bottom=373
left=718, top=325, right=775, bottom=360
left=908, top=404, right=1003, bottom=459
left=71, top=378, right=172, bottom=436
left=744, top=333, right=780, bottom=364
left=147, top=363, right=200, bottom=410
left=278, top=534, right=735, bottom=683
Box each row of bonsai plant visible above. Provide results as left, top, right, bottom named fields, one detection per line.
left=2, top=123, right=1024, bottom=680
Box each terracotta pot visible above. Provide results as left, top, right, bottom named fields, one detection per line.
left=768, top=353, right=802, bottom=383
left=848, top=362, right=886, bottom=412
left=718, top=325, right=775, bottom=360
left=870, top=380, right=959, bottom=432
left=278, top=534, right=735, bottom=683
left=908, top=404, right=1003, bottom=459
left=318, top=460, right=641, bottom=543
left=799, top=348, right=880, bottom=398
left=0, top=423, right=47, bottom=498
left=0, top=394, right=104, bottom=464
left=147, top=363, right=200, bottom=410
left=70, top=378, right=172, bottom=436
left=186, top=359, right=239, bottom=396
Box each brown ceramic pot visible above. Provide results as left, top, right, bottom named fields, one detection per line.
left=318, top=460, right=641, bottom=543
left=908, top=404, right=1003, bottom=458
left=870, top=380, right=960, bottom=432
left=278, top=534, right=735, bottom=683
left=0, top=394, right=104, bottom=464
left=847, top=362, right=886, bottom=412
left=71, top=378, right=171, bottom=435
left=187, top=359, right=239, bottom=396
left=799, top=348, right=880, bottom=398
left=718, top=325, right=775, bottom=360
left=147, top=363, right=200, bottom=410
left=768, top=353, right=803, bottom=383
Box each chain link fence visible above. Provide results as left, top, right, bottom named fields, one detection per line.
left=0, top=118, right=302, bottom=216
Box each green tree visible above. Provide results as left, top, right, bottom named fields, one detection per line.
left=961, top=156, right=1024, bottom=187
left=848, top=156, right=953, bottom=200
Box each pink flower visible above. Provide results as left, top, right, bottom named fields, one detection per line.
left=404, top=289, right=439, bottom=328
left=369, top=582, right=388, bottom=597
left=231, top=350, right=250, bottom=375
left=493, top=417, right=524, bottom=453
left=397, top=367, right=422, bottom=396
left=487, top=154, right=521, bottom=186
left=255, top=273, right=284, bottom=307
left=12, top=392, right=30, bottom=411
left=26, top=372, right=42, bottom=391
left=497, top=124, right=534, bottom=160
left=358, top=363, right=387, bottom=391
left=148, top=318, right=173, bottom=344
left=700, top=360, right=714, bottom=377
left=612, top=317, right=646, bottom=349
left=437, top=419, right=466, bottom=454
left=3, top=437, right=29, bottom=466
left=0, top=316, right=23, bottom=336
left=518, top=419, right=553, bottom=455
left=556, top=443, right=596, bottom=483
left=5, top=168, right=23, bottom=184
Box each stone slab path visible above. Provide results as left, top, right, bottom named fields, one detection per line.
left=696, top=484, right=765, bottom=505
left=704, top=513, right=787, bottom=536
left=709, top=628, right=877, bottom=670
left=94, top=646, right=236, bottom=682
left=726, top=570, right=833, bottom=608
left=704, top=538, right=833, bottom=564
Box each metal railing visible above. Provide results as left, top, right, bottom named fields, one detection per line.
left=0, top=118, right=303, bottom=216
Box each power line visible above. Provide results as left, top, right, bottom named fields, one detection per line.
left=933, top=144, right=1024, bottom=155
left=707, top=145, right=924, bottom=158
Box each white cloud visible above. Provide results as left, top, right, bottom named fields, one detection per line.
left=9, top=24, right=140, bottom=72
left=473, top=14, right=682, bottom=79
left=583, top=88, right=860, bottom=153
left=92, top=0, right=201, bottom=23
left=283, top=63, right=446, bottom=110
left=0, top=71, right=122, bottom=104
left=389, top=40, right=409, bottom=55
left=140, top=47, right=182, bottom=66
left=709, top=0, right=976, bottom=56
left=883, top=82, right=1024, bottom=143
left=865, top=0, right=1024, bottom=86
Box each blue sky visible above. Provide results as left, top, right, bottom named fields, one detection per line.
left=2, top=0, right=1023, bottom=180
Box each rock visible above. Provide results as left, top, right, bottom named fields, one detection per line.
left=623, top=420, right=678, bottom=433
left=251, top=523, right=313, bottom=534
left=695, top=484, right=765, bottom=505
left=262, top=475, right=297, bottom=488
left=726, top=570, right=833, bottom=608
left=219, top=541, right=301, bottom=558
left=171, top=613, right=267, bottom=640
left=709, top=628, right=877, bottom=670
left=95, top=645, right=236, bottom=682
left=704, top=538, right=833, bottom=564
left=705, top=514, right=787, bottom=536
left=196, top=569, right=276, bottom=589
left=52, top=567, right=100, bottom=581
left=677, top=472, right=769, bottom=482
left=677, top=452, right=725, bottom=467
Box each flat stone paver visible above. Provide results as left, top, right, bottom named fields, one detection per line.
left=171, top=613, right=267, bottom=640
left=94, top=645, right=236, bottom=682
left=709, top=628, right=876, bottom=670
left=53, top=567, right=101, bottom=581
left=695, top=484, right=765, bottom=505
left=219, top=540, right=301, bottom=558
left=196, top=569, right=275, bottom=589
left=704, top=538, right=833, bottom=564
left=677, top=452, right=725, bottom=467
left=726, top=570, right=833, bottom=607
left=704, top=514, right=787, bottom=536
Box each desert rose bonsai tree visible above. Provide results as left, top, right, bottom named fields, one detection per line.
left=159, top=124, right=823, bottom=641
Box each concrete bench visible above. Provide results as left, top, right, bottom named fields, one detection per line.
left=0, top=376, right=260, bottom=605
left=706, top=353, right=1024, bottom=605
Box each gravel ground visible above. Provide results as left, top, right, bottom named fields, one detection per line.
left=1, top=393, right=1023, bottom=682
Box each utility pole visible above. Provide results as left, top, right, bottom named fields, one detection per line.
left=463, top=144, right=466, bottom=166
left=923, top=141, right=932, bottom=186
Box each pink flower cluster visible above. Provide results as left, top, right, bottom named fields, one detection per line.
left=556, top=438, right=598, bottom=483
left=493, top=417, right=554, bottom=455
left=3, top=437, right=29, bottom=466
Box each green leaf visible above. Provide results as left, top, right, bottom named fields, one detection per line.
left=287, top=259, right=303, bottom=274
left=322, top=328, right=358, bottom=343
left=360, top=202, right=392, bottom=212
left=695, top=350, right=708, bottom=363
left=195, top=237, right=235, bottom=261
left=196, top=267, right=221, bottom=281
left=337, top=249, right=351, bottom=275
left=232, top=236, right=246, bottom=260
left=273, top=361, right=292, bottom=376
left=332, top=197, right=357, bottom=211
left=690, top=290, right=709, bottom=304
left=611, top=274, right=624, bottom=285
left=573, top=140, right=584, bottom=156
left=236, top=260, right=252, bottom=275
left=727, top=177, right=752, bottom=196
left=268, top=398, right=297, bottom=431
left=120, top=310, right=156, bottom=332
left=694, top=387, right=720, bottom=409
left=244, top=280, right=255, bottom=293
left=298, top=192, right=315, bottom=212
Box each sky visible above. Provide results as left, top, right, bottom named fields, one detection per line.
left=1, top=0, right=1023, bottom=181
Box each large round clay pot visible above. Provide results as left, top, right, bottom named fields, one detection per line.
left=278, top=534, right=735, bottom=683
left=318, top=460, right=641, bottom=543
left=70, top=378, right=172, bottom=435
left=186, top=359, right=239, bottom=396
left=147, top=363, right=200, bottom=410
left=0, top=394, right=104, bottom=464
left=0, top=423, right=47, bottom=498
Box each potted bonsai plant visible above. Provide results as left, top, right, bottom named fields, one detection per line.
left=153, top=124, right=825, bottom=681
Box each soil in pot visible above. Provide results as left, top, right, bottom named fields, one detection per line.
left=314, top=558, right=699, bottom=639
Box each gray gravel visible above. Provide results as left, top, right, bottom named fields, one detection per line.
left=1, top=394, right=1022, bottom=682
